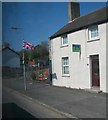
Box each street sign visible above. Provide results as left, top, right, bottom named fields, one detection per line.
left=72, top=44, right=81, bottom=52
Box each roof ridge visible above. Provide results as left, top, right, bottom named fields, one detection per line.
left=50, top=6, right=108, bottom=39
left=73, top=6, right=107, bottom=22
left=2, top=46, right=20, bottom=56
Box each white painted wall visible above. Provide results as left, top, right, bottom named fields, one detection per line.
left=2, top=48, right=20, bottom=68
left=51, top=30, right=89, bottom=89
left=86, top=23, right=107, bottom=92
left=51, top=22, right=107, bottom=92
left=68, top=30, right=90, bottom=89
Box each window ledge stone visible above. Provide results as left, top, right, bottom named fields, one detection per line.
left=60, top=45, right=68, bottom=48
left=87, top=38, right=100, bottom=42
left=62, top=75, right=70, bottom=77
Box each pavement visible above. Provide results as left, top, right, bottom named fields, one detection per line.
left=2, top=78, right=107, bottom=119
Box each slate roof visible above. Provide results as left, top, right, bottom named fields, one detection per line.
left=2, top=47, right=20, bottom=56
left=50, top=6, right=108, bottom=40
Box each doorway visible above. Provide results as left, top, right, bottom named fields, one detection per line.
left=90, top=55, right=100, bottom=87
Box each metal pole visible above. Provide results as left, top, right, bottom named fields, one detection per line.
left=23, top=50, right=27, bottom=90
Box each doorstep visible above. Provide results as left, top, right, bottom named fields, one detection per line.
left=84, top=87, right=102, bottom=93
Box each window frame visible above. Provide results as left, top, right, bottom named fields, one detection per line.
left=61, top=34, right=68, bottom=47
left=88, top=25, right=99, bottom=41
left=62, top=57, right=69, bottom=76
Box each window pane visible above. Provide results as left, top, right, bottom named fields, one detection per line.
left=91, top=30, right=98, bottom=38
left=89, top=26, right=99, bottom=39
left=62, top=57, right=69, bottom=75
left=63, top=58, right=68, bottom=65
left=63, top=37, right=67, bottom=44
left=62, top=35, right=68, bottom=45
left=63, top=66, right=69, bottom=74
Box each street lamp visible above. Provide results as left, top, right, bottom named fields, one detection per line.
left=11, top=27, right=27, bottom=90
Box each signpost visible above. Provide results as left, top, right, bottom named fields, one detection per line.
left=23, top=50, right=26, bottom=90
left=72, top=44, right=81, bottom=59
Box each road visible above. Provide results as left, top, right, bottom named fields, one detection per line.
left=2, top=103, right=37, bottom=119
left=2, top=78, right=106, bottom=119
left=2, top=78, right=75, bottom=118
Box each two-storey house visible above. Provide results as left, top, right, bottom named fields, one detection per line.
left=49, top=3, right=108, bottom=92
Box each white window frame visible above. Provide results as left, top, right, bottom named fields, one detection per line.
left=62, top=57, right=69, bottom=76
left=88, top=25, right=99, bottom=41
left=61, top=34, right=68, bottom=46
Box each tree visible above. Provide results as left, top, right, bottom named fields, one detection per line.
left=40, top=41, right=49, bottom=60
left=41, top=41, right=49, bottom=51
left=19, top=41, right=49, bottom=65
left=30, top=41, right=49, bottom=61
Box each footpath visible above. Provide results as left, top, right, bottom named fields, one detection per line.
left=2, top=78, right=107, bottom=119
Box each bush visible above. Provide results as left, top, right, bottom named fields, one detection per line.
left=30, top=72, right=36, bottom=80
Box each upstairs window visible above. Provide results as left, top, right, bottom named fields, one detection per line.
left=88, top=25, right=99, bottom=41
left=61, top=35, right=68, bottom=46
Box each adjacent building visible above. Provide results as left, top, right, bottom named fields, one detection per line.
left=49, top=3, right=108, bottom=92
left=2, top=46, right=20, bottom=68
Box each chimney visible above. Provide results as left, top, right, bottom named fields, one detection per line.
left=68, top=2, right=80, bottom=22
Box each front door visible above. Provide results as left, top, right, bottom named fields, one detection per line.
left=91, top=55, right=100, bottom=87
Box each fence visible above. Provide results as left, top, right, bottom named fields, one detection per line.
left=26, top=65, right=50, bottom=83
left=2, top=64, right=50, bottom=84
left=2, top=66, right=23, bottom=78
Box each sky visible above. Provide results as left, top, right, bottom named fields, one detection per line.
left=2, top=2, right=107, bottom=51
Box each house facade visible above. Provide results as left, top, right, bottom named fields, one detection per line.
left=49, top=6, right=108, bottom=92
left=2, top=47, right=20, bottom=68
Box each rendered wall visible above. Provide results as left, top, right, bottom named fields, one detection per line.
left=51, top=30, right=89, bottom=89
left=51, top=23, right=107, bottom=92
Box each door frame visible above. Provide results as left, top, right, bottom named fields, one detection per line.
left=90, top=54, right=100, bottom=88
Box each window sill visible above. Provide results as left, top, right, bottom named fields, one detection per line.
left=62, top=75, right=70, bottom=77
left=60, top=44, right=68, bottom=48
left=87, top=38, right=100, bottom=42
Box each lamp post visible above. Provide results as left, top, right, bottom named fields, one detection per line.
left=11, top=27, right=27, bottom=90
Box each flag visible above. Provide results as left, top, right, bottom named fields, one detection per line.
left=23, top=40, right=34, bottom=50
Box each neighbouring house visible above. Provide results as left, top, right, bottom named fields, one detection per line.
left=37, top=60, right=49, bottom=68
left=2, top=46, right=20, bottom=68
left=49, top=2, right=108, bottom=92
left=28, top=60, right=35, bottom=67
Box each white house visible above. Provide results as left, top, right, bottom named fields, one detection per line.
left=2, top=47, right=20, bottom=68
left=49, top=4, right=108, bottom=93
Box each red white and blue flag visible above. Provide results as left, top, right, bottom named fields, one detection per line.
left=23, top=40, right=34, bottom=50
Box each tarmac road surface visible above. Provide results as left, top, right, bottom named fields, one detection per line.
left=2, top=78, right=106, bottom=119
